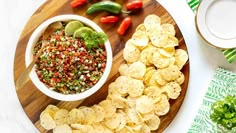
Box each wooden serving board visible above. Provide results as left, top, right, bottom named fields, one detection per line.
left=14, top=0, right=190, bottom=132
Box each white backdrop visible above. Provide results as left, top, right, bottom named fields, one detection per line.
left=1, top=0, right=236, bottom=133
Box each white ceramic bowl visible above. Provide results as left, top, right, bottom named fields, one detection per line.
left=25, top=15, right=112, bottom=101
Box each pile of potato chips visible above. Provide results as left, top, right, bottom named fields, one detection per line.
left=40, top=14, right=188, bottom=133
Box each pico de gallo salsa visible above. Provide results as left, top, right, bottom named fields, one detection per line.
left=33, top=22, right=107, bottom=94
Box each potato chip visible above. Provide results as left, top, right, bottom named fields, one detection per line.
left=123, top=40, right=140, bottom=63
left=72, top=130, right=82, bottom=133
left=144, top=14, right=161, bottom=26
left=160, top=65, right=180, bottom=81
left=91, top=105, right=105, bottom=123
left=143, top=86, right=163, bottom=103
left=108, top=82, right=119, bottom=95
left=67, top=108, right=85, bottom=124
left=144, top=114, right=160, bottom=130
left=116, top=126, right=134, bottom=133
left=169, top=57, right=176, bottom=67
left=128, top=61, right=146, bottom=79
left=53, top=124, right=72, bottom=133
left=165, top=35, right=179, bottom=47
left=92, top=123, right=105, bottom=133
left=158, top=47, right=175, bottom=57
left=147, top=73, right=160, bottom=87
left=99, top=99, right=116, bottom=118
left=144, top=14, right=161, bottom=34
left=44, top=104, right=59, bottom=117
left=107, top=91, right=127, bottom=109
left=154, top=94, right=170, bottom=116
left=140, top=112, right=154, bottom=122
left=136, top=23, right=146, bottom=32
left=151, top=52, right=170, bottom=69
left=125, top=106, right=142, bottom=124
left=128, top=79, right=144, bottom=97
left=103, top=124, right=114, bottom=133
left=118, top=64, right=129, bottom=76
left=139, top=46, right=157, bottom=66
left=161, top=23, right=176, bottom=36
left=126, top=124, right=143, bottom=132
left=79, top=106, right=96, bottom=125
left=115, top=76, right=130, bottom=95
left=70, top=124, right=93, bottom=133
left=149, top=31, right=161, bottom=47
left=135, top=96, right=154, bottom=114
left=175, top=71, right=185, bottom=85
left=116, top=110, right=128, bottom=131
left=155, top=70, right=167, bottom=86
left=131, top=30, right=149, bottom=47
left=104, top=112, right=126, bottom=130
left=144, top=69, right=156, bottom=86
left=40, top=112, right=56, bottom=130
left=174, top=49, right=188, bottom=70
left=139, top=124, right=151, bottom=133
left=163, top=82, right=181, bottom=99
left=54, top=109, right=69, bottom=125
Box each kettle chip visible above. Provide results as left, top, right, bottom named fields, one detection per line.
left=123, top=40, right=140, bottom=63
left=131, top=30, right=149, bottom=47
left=40, top=112, right=56, bottom=130
left=128, top=61, right=146, bottom=79
left=91, top=105, right=105, bottom=123
left=161, top=23, right=176, bottom=36
left=54, top=109, right=69, bottom=126
left=154, top=95, right=170, bottom=116
left=98, top=99, right=116, bottom=118
left=163, top=81, right=181, bottom=99
left=53, top=124, right=72, bottom=133
left=174, top=49, right=189, bottom=70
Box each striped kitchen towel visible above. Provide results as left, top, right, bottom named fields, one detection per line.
left=187, top=0, right=236, bottom=63
left=188, top=67, right=236, bottom=133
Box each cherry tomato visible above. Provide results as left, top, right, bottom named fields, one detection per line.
left=126, top=0, right=143, bottom=11
left=117, top=17, right=132, bottom=35
left=71, top=0, right=87, bottom=8
left=100, top=16, right=119, bottom=24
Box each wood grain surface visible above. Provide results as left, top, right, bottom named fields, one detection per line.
left=14, top=0, right=190, bottom=132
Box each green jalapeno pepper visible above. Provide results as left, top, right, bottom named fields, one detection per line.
left=86, top=1, right=122, bottom=14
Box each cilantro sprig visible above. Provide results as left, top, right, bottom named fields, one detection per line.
left=82, top=31, right=108, bottom=49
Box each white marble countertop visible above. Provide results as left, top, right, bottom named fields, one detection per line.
left=1, top=0, right=236, bottom=132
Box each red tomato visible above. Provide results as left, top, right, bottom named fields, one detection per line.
left=117, top=17, right=132, bottom=35
left=70, top=0, right=87, bottom=8
left=126, top=0, right=143, bottom=11
left=100, top=16, right=119, bottom=24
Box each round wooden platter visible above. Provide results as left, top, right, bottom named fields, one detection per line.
left=14, top=0, right=190, bottom=132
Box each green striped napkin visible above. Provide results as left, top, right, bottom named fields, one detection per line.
left=187, top=0, right=236, bottom=63
left=188, top=67, right=236, bottom=133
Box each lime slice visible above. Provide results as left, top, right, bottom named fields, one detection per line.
left=65, top=21, right=84, bottom=36
left=73, top=27, right=94, bottom=38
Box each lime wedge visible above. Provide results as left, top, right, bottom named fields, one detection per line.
left=65, top=21, right=84, bottom=36
left=73, top=27, right=94, bottom=38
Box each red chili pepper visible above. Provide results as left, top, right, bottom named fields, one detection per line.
left=117, top=17, right=132, bottom=35
left=100, top=16, right=119, bottom=24
left=70, top=0, right=87, bottom=8
left=126, top=0, right=143, bottom=11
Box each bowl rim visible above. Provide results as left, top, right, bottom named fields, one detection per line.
left=25, top=14, right=113, bottom=101
left=195, top=0, right=236, bottom=49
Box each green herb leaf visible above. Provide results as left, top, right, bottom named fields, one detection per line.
left=210, top=95, right=236, bottom=130
left=83, top=31, right=108, bottom=49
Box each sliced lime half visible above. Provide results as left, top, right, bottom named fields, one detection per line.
left=65, top=20, right=84, bottom=36
left=73, top=27, right=94, bottom=38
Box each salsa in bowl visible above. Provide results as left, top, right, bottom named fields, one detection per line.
left=25, top=15, right=112, bottom=101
